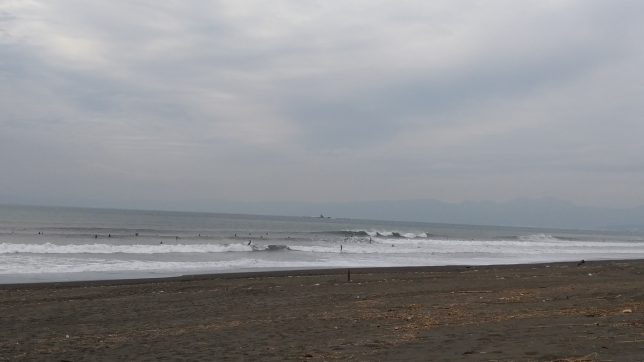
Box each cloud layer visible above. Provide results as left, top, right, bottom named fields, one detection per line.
left=2, top=1, right=644, bottom=209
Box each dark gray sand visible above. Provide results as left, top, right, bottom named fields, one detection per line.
left=2, top=260, right=644, bottom=361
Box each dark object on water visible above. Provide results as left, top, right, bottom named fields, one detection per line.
left=265, top=244, right=290, bottom=251
left=248, top=240, right=252, bottom=245
left=577, top=259, right=586, bottom=266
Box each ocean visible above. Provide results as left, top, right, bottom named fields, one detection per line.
left=1, top=204, right=643, bottom=283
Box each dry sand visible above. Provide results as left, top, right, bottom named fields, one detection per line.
left=2, top=260, right=644, bottom=361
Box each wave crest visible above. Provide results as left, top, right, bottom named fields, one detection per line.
left=338, top=230, right=429, bottom=239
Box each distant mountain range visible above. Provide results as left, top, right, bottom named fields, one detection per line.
left=206, top=198, right=644, bottom=231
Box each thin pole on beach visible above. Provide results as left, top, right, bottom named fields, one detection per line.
left=347, top=268, right=351, bottom=282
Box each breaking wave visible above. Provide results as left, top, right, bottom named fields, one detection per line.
left=0, top=242, right=297, bottom=254
left=255, top=244, right=291, bottom=252
left=333, top=230, right=430, bottom=239
left=0, top=242, right=256, bottom=254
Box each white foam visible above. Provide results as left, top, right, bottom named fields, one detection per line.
left=0, top=242, right=252, bottom=254
left=291, top=244, right=427, bottom=254
left=2, top=237, right=642, bottom=256
left=0, top=255, right=348, bottom=275
left=373, top=236, right=642, bottom=249
left=2, top=236, right=644, bottom=281
left=350, top=230, right=427, bottom=238
left=291, top=237, right=644, bottom=256
left=2, top=248, right=644, bottom=280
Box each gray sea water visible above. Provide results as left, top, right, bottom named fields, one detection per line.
left=1, top=204, right=644, bottom=283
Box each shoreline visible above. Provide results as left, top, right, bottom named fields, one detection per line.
left=3, top=259, right=644, bottom=360
left=0, top=258, right=625, bottom=289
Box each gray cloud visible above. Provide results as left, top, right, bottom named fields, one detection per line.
left=1, top=1, right=644, bottom=211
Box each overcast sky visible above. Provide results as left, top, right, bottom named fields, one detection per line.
left=1, top=1, right=643, bottom=211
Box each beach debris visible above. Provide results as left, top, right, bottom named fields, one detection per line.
left=577, top=259, right=585, bottom=266
left=622, top=308, right=633, bottom=313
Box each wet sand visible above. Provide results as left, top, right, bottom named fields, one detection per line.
left=2, top=260, right=644, bottom=361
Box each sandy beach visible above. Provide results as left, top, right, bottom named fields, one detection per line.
left=2, top=260, right=644, bottom=361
